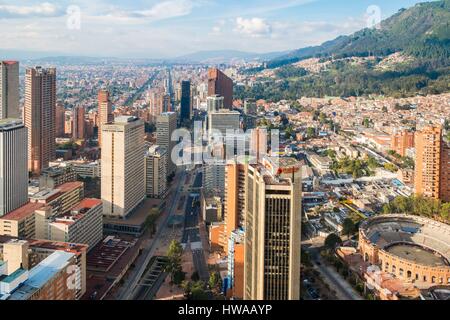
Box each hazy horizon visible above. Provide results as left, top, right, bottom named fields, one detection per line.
left=0, top=0, right=427, bottom=59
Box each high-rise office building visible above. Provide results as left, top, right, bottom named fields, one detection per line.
left=97, top=90, right=113, bottom=148
left=145, top=145, right=168, bottom=198
left=72, top=105, right=86, bottom=140
left=250, top=127, right=268, bottom=161
left=208, top=68, right=233, bottom=109
left=414, top=125, right=450, bottom=202
left=0, top=61, right=19, bottom=119
left=101, top=116, right=145, bottom=218
left=203, top=163, right=225, bottom=197
left=244, top=157, right=302, bottom=300
left=24, top=67, right=56, bottom=174
left=180, top=80, right=191, bottom=122
left=222, top=161, right=246, bottom=251
left=156, top=112, right=177, bottom=175
left=0, top=119, right=28, bottom=216
left=206, top=95, right=224, bottom=113
left=208, top=109, right=241, bottom=137
left=55, top=102, right=65, bottom=137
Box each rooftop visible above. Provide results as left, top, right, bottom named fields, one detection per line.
left=71, top=198, right=102, bottom=211
left=8, top=251, right=74, bottom=300
left=52, top=198, right=102, bottom=225
left=0, top=118, right=23, bottom=130
left=114, top=115, right=138, bottom=123
left=0, top=202, right=44, bottom=221
left=57, top=181, right=84, bottom=193
left=385, top=243, right=448, bottom=267
left=1, top=268, right=27, bottom=284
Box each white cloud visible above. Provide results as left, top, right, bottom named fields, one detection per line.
left=0, top=2, right=60, bottom=18
left=90, top=0, right=196, bottom=23
left=135, top=0, right=194, bottom=19
left=235, top=17, right=272, bottom=37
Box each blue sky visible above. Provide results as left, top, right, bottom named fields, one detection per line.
left=0, top=0, right=428, bottom=58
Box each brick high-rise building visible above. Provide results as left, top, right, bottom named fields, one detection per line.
left=208, top=68, right=233, bottom=109
left=55, top=102, right=65, bottom=137
left=97, top=90, right=113, bottom=148
left=222, top=161, right=246, bottom=251
left=391, top=129, right=415, bottom=157
left=244, top=157, right=302, bottom=300
left=72, top=105, right=86, bottom=140
left=414, top=125, right=450, bottom=202
left=0, top=61, right=20, bottom=119
left=24, top=67, right=56, bottom=174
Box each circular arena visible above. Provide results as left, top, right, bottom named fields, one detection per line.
left=359, top=214, right=450, bottom=288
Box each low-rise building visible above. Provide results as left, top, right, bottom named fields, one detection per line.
left=39, top=165, right=77, bottom=189
left=47, top=199, right=103, bottom=251
left=0, top=237, right=88, bottom=299
left=309, top=154, right=332, bottom=173
left=201, top=190, right=222, bottom=224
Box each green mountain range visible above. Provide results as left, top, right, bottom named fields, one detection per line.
left=237, top=0, right=450, bottom=99
left=271, top=0, right=450, bottom=67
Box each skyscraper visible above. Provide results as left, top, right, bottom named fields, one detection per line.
left=391, top=129, right=415, bottom=157
left=222, top=161, right=246, bottom=251
left=55, top=102, right=65, bottom=137
left=72, top=105, right=86, bottom=140
left=98, top=90, right=113, bottom=148
left=24, top=67, right=56, bottom=174
left=145, top=145, right=168, bottom=198
left=208, top=109, right=241, bottom=137
left=206, top=95, right=224, bottom=113
left=101, top=116, right=145, bottom=218
left=250, top=127, right=268, bottom=162
left=0, top=61, right=20, bottom=119
left=415, top=125, right=450, bottom=202
left=244, top=157, right=302, bottom=300
left=180, top=80, right=191, bottom=122
left=0, top=119, right=28, bottom=216
left=208, top=68, right=233, bottom=109
left=156, top=112, right=177, bottom=176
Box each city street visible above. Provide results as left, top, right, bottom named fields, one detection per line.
left=117, top=170, right=186, bottom=300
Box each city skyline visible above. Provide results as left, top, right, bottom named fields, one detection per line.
left=0, top=0, right=425, bottom=58
left=0, top=0, right=448, bottom=305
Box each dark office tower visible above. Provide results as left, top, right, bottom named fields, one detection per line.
left=208, top=68, right=233, bottom=109
left=180, top=80, right=191, bottom=122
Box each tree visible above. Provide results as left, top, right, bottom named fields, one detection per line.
left=306, top=127, right=316, bottom=138
left=165, top=240, right=183, bottom=284
left=384, top=163, right=397, bottom=172
left=208, top=272, right=222, bottom=293
left=190, top=281, right=208, bottom=300
left=144, top=208, right=159, bottom=234
left=324, top=233, right=342, bottom=250
left=181, top=280, right=192, bottom=297
left=342, top=218, right=356, bottom=239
